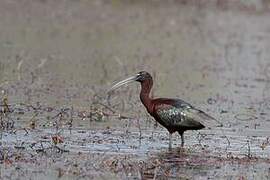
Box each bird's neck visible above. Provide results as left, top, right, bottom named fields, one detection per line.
left=140, top=79, right=154, bottom=114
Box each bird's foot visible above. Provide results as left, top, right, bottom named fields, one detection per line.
left=177, top=146, right=186, bottom=154
left=168, top=145, right=172, bottom=151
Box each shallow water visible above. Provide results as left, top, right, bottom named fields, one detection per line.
left=1, top=0, right=270, bottom=179
left=1, top=127, right=270, bottom=179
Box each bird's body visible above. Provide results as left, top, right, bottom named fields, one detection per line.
left=152, top=98, right=205, bottom=133
left=109, top=71, right=221, bottom=149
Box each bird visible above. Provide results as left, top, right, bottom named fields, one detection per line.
left=109, top=71, right=222, bottom=150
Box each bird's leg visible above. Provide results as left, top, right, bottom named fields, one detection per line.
left=180, top=132, right=184, bottom=147
left=169, top=133, right=172, bottom=151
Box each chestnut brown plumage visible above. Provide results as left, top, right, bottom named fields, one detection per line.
left=109, top=71, right=222, bottom=149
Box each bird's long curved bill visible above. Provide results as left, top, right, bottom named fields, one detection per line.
left=108, top=75, right=138, bottom=92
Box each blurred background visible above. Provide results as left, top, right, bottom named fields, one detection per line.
left=1, top=0, right=270, bottom=126
left=1, top=1, right=270, bottom=179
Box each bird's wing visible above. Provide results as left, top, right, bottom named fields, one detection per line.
left=154, top=99, right=222, bottom=128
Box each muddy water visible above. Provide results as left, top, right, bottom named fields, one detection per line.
left=1, top=0, right=270, bottom=179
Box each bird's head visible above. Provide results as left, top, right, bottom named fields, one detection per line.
left=135, top=71, right=152, bottom=82
left=108, top=71, right=152, bottom=92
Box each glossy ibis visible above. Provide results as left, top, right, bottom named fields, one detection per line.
left=109, top=71, right=222, bottom=149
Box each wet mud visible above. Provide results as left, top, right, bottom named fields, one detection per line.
left=1, top=0, right=270, bottom=179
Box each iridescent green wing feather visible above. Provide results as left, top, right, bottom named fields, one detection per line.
left=155, top=104, right=184, bottom=127
left=155, top=99, right=222, bottom=128
left=179, top=106, right=222, bottom=128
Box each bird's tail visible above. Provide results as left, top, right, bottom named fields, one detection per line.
left=188, top=108, right=223, bottom=128
left=189, top=108, right=230, bottom=147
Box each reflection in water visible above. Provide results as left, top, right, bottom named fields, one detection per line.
left=1, top=0, right=270, bottom=179
left=142, top=148, right=270, bottom=179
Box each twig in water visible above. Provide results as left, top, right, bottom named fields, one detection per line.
left=247, top=140, right=251, bottom=159
left=29, top=112, right=38, bottom=129
left=136, top=118, right=142, bottom=146
left=54, top=145, right=69, bottom=153
left=97, top=102, right=116, bottom=113
left=196, top=132, right=206, bottom=146
left=239, top=139, right=252, bottom=159
left=68, top=106, right=74, bottom=134
left=260, top=137, right=269, bottom=150
left=153, top=166, right=159, bottom=180
left=16, top=55, right=24, bottom=81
